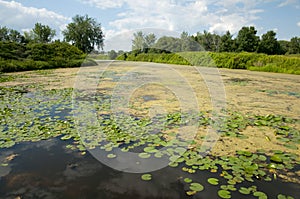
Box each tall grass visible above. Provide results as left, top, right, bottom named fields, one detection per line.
left=117, top=51, right=300, bottom=75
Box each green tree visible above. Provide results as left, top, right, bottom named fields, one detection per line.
left=132, top=31, right=146, bottom=51
left=0, top=26, right=24, bottom=43
left=0, top=26, right=9, bottom=41
left=288, top=37, right=300, bottom=54
left=63, top=15, right=104, bottom=53
left=32, top=23, right=56, bottom=43
left=192, top=30, right=220, bottom=51
left=258, top=31, right=280, bottom=55
left=154, top=36, right=182, bottom=52
left=180, top=31, right=200, bottom=51
left=236, top=26, right=260, bottom=52
left=219, top=31, right=234, bottom=52
left=8, top=29, right=25, bottom=43
left=108, top=50, right=118, bottom=59
left=278, top=40, right=289, bottom=54
left=145, top=33, right=157, bottom=48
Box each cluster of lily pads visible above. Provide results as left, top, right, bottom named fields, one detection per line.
left=0, top=85, right=299, bottom=198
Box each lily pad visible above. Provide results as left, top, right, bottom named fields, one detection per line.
left=270, top=155, right=283, bottom=163
left=218, top=190, right=231, bottom=199
left=138, top=152, right=151, bottom=159
left=253, top=191, right=268, bottom=199
left=107, top=153, right=117, bottom=159
left=184, top=177, right=192, bottom=183
left=141, top=174, right=152, bottom=181
left=189, top=182, right=204, bottom=192
left=277, top=194, right=294, bottom=199
left=207, top=177, right=219, bottom=185
left=239, top=187, right=251, bottom=195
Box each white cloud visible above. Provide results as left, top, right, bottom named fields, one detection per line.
left=87, top=0, right=267, bottom=50
left=0, top=0, right=69, bottom=37
left=99, top=0, right=266, bottom=37
left=297, top=21, right=300, bottom=27
left=79, top=0, right=125, bottom=9
left=278, top=0, right=298, bottom=7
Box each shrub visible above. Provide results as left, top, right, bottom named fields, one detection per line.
left=117, top=51, right=300, bottom=75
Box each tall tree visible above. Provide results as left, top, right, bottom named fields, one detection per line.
left=32, top=23, right=56, bottom=43
left=154, top=36, right=182, bottom=52
left=236, top=26, right=260, bottom=52
left=132, top=31, right=146, bottom=51
left=288, top=37, right=300, bottom=54
left=8, top=29, right=25, bottom=43
left=219, top=31, right=234, bottom=52
left=145, top=33, right=157, bottom=48
left=258, top=31, right=280, bottom=55
left=63, top=15, right=104, bottom=53
left=192, top=30, right=220, bottom=51
left=108, top=50, right=118, bottom=60
left=0, top=26, right=9, bottom=41
left=0, top=26, right=25, bottom=43
left=180, top=31, right=200, bottom=51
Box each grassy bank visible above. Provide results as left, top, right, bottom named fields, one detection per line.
left=117, top=51, right=300, bottom=74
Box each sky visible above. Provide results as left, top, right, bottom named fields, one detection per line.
left=0, top=0, right=299, bottom=51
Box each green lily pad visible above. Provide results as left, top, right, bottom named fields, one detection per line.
left=168, top=162, right=179, bottom=167
left=107, top=153, right=116, bottom=158
left=270, top=155, right=283, bottom=163
left=144, top=146, right=158, bottom=153
left=239, top=187, right=251, bottom=195
left=218, top=190, right=231, bottom=199
left=184, top=177, right=192, bottom=183
left=186, top=190, right=197, bottom=196
left=141, top=174, right=152, bottom=181
left=138, top=152, right=151, bottom=159
left=253, top=191, right=268, bottom=199
left=189, top=182, right=204, bottom=192
left=277, top=194, right=294, bottom=199
left=207, top=177, right=219, bottom=185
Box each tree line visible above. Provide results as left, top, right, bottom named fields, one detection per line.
left=0, top=15, right=104, bottom=53
left=131, top=27, right=300, bottom=55
left=0, top=15, right=105, bottom=72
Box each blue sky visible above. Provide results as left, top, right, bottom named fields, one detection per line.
left=0, top=0, right=299, bottom=51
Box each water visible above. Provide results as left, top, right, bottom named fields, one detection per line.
left=1, top=89, right=299, bottom=199
left=0, top=139, right=187, bottom=199
left=0, top=138, right=299, bottom=199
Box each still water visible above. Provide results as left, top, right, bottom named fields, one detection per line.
left=0, top=138, right=299, bottom=199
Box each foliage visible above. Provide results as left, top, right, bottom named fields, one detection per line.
left=236, top=26, right=260, bottom=52
left=258, top=31, right=281, bottom=55
left=154, top=36, right=182, bottom=52
left=0, top=41, right=87, bottom=72
left=134, top=27, right=299, bottom=55
left=288, top=37, right=300, bottom=54
left=192, top=30, right=221, bottom=51
left=28, top=23, right=56, bottom=43
left=118, top=51, right=300, bottom=74
left=63, top=15, right=104, bottom=53
left=0, top=26, right=25, bottom=43
left=108, top=50, right=118, bottom=59
left=132, top=31, right=157, bottom=51
left=219, top=31, right=235, bottom=52
left=117, top=50, right=190, bottom=65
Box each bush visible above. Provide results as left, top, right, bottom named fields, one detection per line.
left=117, top=51, right=300, bottom=75
left=0, top=41, right=88, bottom=72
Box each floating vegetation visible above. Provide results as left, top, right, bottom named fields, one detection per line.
left=0, top=84, right=299, bottom=198
left=141, top=173, right=152, bottom=181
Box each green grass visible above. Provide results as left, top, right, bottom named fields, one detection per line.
left=117, top=51, right=300, bottom=75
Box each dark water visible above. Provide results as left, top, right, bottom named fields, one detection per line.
left=0, top=138, right=299, bottom=199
